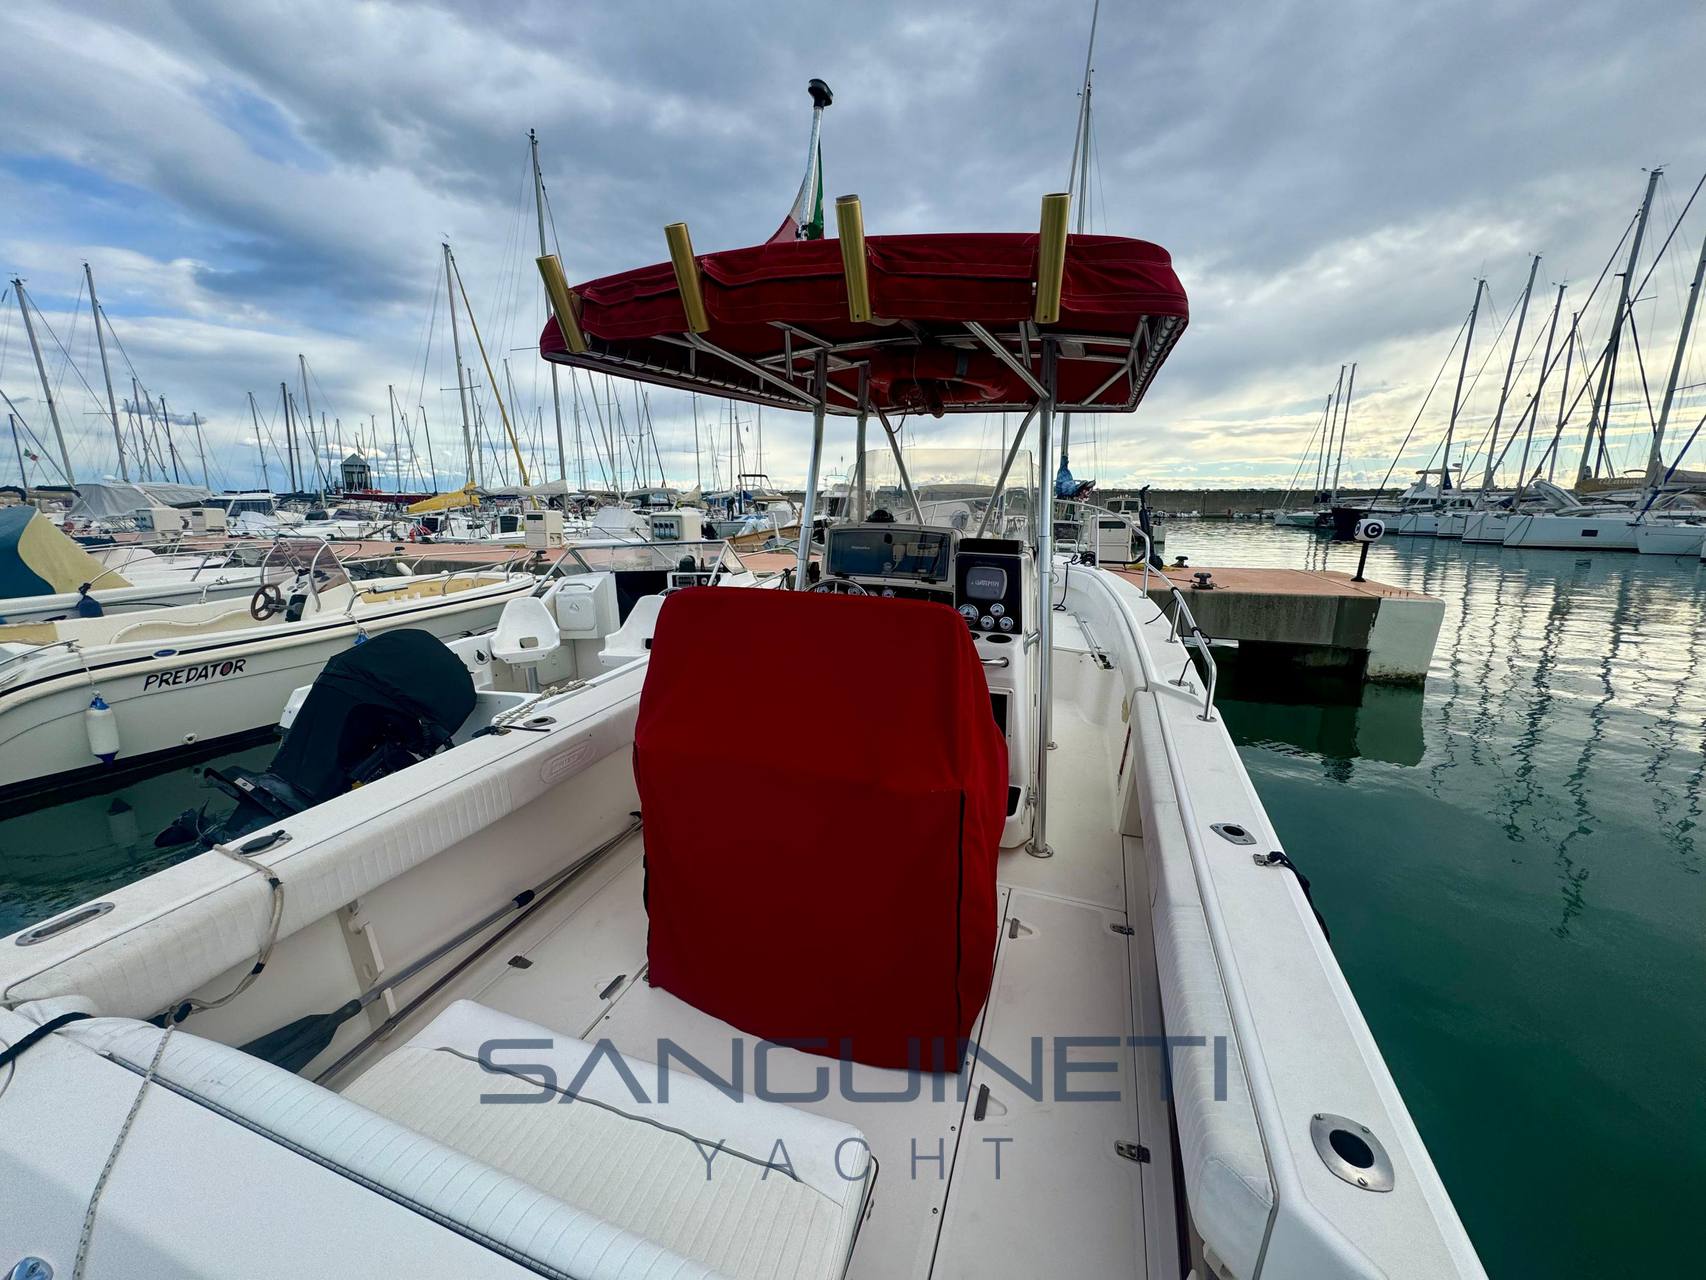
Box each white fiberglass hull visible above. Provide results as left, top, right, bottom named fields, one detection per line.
left=0, top=565, right=1487, bottom=1280
left=0, top=573, right=269, bottom=627
left=0, top=576, right=532, bottom=801
left=1501, top=512, right=1638, bottom=550
left=1634, top=522, right=1706, bottom=555
left=1273, top=510, right=1321, bottom=528
left=1435, top=511, right=1468, bottom=539
left=1393, top=510, right=1439, bottom=535
left=1460, top=511, right=1511, bottom=544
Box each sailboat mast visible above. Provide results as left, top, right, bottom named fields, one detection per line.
left=1443, top=279, right=1485, bottom=491
left=443, top=243, right=476, bottom=485
left=281, top=382, right=297, bottom=490
left=156, top=396, right=179, bottom=483
left=1514, top=284, right=1566, bottom=501
left=1482, top=254, right=1540, bottom=496
left=192, top=412, right=209, bottom=487
left=389, top=388, right=404, bottom=492
left=1644, top=219, right=1706, bottom=484
left=1058, top=1, right=1099, bottom=469
left=1332, top=362, right=1356, bottom=500
left=1321, top=366, right=1345, bottom=501
left=530, top=130, right=570, bottom=489
left=9, top=414, right=26, bottom=488
left=83, top=264, right=129, bottom=481
left=692, top=394, right=702, bottom=492
left=12, top=280, right=74, bottom=485
left=1579, top=168, right=1662, bottom=485
left=248, top=391, right=270, bottom=493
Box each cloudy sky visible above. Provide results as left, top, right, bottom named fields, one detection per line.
left=2, top=0, right=1703, bottom=495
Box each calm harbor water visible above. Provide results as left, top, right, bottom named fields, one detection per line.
left=1177, top=521, right=1705, bottom=1279
left=0, top=739, right=278, bottom=938
left=1, top=525, right=1699, bottom=1275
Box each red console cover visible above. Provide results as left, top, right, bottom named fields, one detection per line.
left=635, top=587, right=1007, bottom=1070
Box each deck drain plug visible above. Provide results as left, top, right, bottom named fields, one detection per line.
left=1310, top=1113, right=1394, bottom=1192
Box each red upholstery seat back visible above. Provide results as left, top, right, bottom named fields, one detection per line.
left=635, top=587, right=1007, bottom=1070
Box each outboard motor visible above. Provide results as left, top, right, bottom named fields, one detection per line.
left=158, top=629, right=477, bottom=848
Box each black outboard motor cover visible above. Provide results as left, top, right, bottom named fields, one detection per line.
left=159, top=629, right=477, bottom=848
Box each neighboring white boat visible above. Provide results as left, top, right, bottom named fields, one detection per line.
left=1634, top=520, right=1706, bottom=555
left=0, top=556, right=533, bottom=803
left=1500, top=508, right=1638, bottom=549
left=296, top=505, right=411, bottom=541
left=0, top=507, right=285, bottom=626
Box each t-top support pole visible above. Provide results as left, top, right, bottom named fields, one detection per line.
left=1030, top=337, right=1059, bottom=860
left=794, top=348, right=829, bottom=588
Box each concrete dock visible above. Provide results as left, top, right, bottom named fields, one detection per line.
left=1122, top=565, right=1444, bottom=684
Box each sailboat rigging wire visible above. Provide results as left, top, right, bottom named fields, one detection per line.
left=1376, top=310, right=1474, bottom=496
left=1453, top=295, right=1549, bottom=481
left=1281, top=396, right=1333, bottom=509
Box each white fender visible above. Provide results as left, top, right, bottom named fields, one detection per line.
left=85, top=692, right=120, bottom=763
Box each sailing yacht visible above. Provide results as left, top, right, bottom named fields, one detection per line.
left=0, top=86, right=1483, bottom=1280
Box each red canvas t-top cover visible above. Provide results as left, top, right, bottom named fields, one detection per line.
left=634, top=587, right=1007, bottom=1070
left=541, top=232, right=1188, bottom=416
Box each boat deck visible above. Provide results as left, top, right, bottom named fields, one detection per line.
left=341, top=702, right=1154, bottom=1280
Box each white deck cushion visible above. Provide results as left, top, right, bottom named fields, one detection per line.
left=23, top=1001, right=714, bottom=1280
left=345, top=1001, right=872, bottom=1280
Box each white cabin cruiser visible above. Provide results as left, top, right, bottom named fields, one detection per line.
left=0, top=544, right=532, bottom=805
left=0, top=117, right=1483, bottom=1279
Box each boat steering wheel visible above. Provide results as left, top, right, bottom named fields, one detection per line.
left=808, top=577, right=869, bottom=596
left=250, top=583, right=286, bottom=620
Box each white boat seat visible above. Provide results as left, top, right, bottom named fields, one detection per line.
left=599, top=595, right=666, bottom=667
left=21, top=999, right=712, bottom=1280
left=490, top=596, right=562, bottom=667
left=345, top=1001, right=873, bottom=1280
left=22, top=997, right=871, bottom=1280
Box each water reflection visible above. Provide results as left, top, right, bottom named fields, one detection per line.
left=1166, top=520, right=1706, bottom=1279
left=1219, top=654, right=1425, bottom=767
left=0, top=738, right=278, bottom=936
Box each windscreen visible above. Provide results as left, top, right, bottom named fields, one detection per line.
left=828, top=527, right=952, bottom=581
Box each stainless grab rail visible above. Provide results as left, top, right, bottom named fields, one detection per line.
left=1165, top=585, right=1217, bottom=722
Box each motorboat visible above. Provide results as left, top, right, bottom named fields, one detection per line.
left=58, top=480, right=212, bottom=536
left=0, top=507, right=284, bottom=627
left=0, top=543, right=533, bottom=805
left=295, top=504, right=412, bottom=541
left=158, top=541, right=758, bottom=849
left=0, top=100, right=1484, bottom=1280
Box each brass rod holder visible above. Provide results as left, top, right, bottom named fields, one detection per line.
left=836, top=194, right=873, bottom=323
left=1034, top=192, right=1071, bottom=325
left=534, top=254, right=588, bottom=354
left=665, top=222, right=711, bottom=333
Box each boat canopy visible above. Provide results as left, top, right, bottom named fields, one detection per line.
left=540, top=232, right=1187, bottom=416
left=406, top=484, right=480, bottom=515
left=67, top=480, right=212, bottom=518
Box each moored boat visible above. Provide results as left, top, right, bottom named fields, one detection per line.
left=0, top=84, right=1484, bottom=1280
left=0, top=545, right=532, bottom=805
